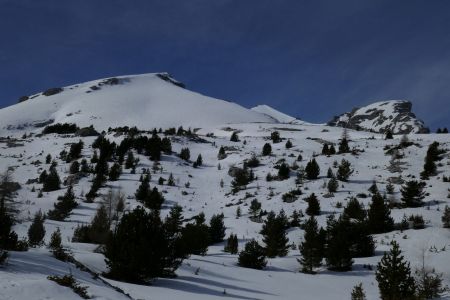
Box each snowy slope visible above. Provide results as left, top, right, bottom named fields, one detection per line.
left=328, top=100, right=429, bottom=134
left=251, top=104, right=306, bottom=124
left=0, top=73, right=274, bottom=135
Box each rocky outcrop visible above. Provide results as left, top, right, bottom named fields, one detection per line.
left=328, top=100, right=429, bottom=134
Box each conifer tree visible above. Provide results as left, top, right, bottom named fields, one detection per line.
left=105, top=207, right=183, bottom=282
left=385, top=129, right=393, bottom=140
left=224, top=234, right=239, bottom=254
left=124, top=151, right=135, bottom=169
left=230, top=131, right=240, bottom=142
left=336, top=159, right=353, bottom=182
left=145, top=187, right=165, bottom=210
left=270, top=131, right=281, bottom=143
left=401, top=180, right=426, bottom=207
left=285, top=139, right=293, bottom=149
left=305, top=193, right=320, bottom=216
left=209, top=213, right=226, bottom=244
left=277, top=162, right=290, bottom=180
left=376, top=241, right=416, bottom=300
left=180, top=217, right=210, bottom=256
left=325, top=216, right=353, bottom=271
left=329, top=144, right=336, bottom=155
left=262, top=143, right=272, bottom=156
left=322, top=143, right=329, bottom=155
left=343, top=197, right=366, bottom=222
left=305, top=159, right=320, bottom=180
left=368, top=180, right=378, bottom=194
left=109, top=162, right=122, bottom=181
left=28, top=210, right=46, bottom=247
left=196, top=154, right=203, bottom=166
left=69, top=161, right=80, bottom=174
left=238, top=240, right=267, bottom=269
left=338, top=136, right=350, bottom=154
left=386, top=182, right=395, bottom=194
left=249, top=199, right=261, bottom=219
left=367, top=193, right=394, bottom=234
left=327, top=177, right=338, bottom=194
left=351, top=283, right=367, bottom=300
left=218, top=146, right=227, bottom=160
left=179, top=148, right=190, bottom=161
left=43, top=166, right=61, bottom=192
left=167, top=173, right=175, bottom=186
left=327, top=167, right=334, bottom=178
left=88, top=205, right=110, bottom=244
left=47, top=186, right=78, bottom=221
left=135, top=175, right=150, bottom=201
left=442, top=206, right=450, bottom=228
left=260, top=211, right=289, bottom=257
left=299, top=216, right=323, bottom=273
left=164, top=205, right=184, bottom=236
left=46, top=154, right=52, bottom=164
left=49, top=228, right=62, bottom=251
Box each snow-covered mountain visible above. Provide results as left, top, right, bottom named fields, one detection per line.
left=328, top=100, right=429, bottom=134
left=251, top=104, right=306, bottom=124
left=0, top=74, right=449, bottom=300
left=0, top=73, right=274, bottom=135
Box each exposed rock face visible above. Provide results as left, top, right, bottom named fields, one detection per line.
left=328, top=100, right=429, bottom=134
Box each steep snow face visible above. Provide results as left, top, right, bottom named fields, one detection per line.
left=0, top=73, right=275, bottom=135
left=251, top=104, right=306, bottom=124
left=328, top=100, right=429, bottom=134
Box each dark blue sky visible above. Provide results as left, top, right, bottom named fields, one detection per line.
left=1, top=0, right=449, bottom=129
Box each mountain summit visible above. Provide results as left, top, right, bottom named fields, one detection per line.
left=327, top=100, right=429, bottom=134
left=0, top=73, right=274, bottom=134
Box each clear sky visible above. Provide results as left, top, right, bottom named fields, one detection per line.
left=1, top=0, right=449, bottom=130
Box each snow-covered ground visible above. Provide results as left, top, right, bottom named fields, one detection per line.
left=0, top=74, right=449, bottom=299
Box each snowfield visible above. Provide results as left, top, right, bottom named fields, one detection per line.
left=0, top=74, right=449, bottom=300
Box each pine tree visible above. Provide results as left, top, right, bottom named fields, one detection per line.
left=224, top=234, right=238, bottom=254
left=167, top=173, right=175, bottom=186
left=329, top=144, right=336, bottom=155
left=269, top=131, right=280, bottom=143
left=327, top=167, right=334, bottom=178
left=180, top=219, right=210, bottom=256
left=144, top=187, right=165, bottom=210
left=442, top=206, right=450, bottom=228
left=105, top=207, right=183, bottom=282
left=249, top=199, right=261, bottom=219
left=327, top=177, right=338, bottom=194
left=124, top=151, right=135, bottom=169
left=376, top=241, right=416, bottom=300
left=196, top=154, right=203, bottom=166
left=343, top=197, right=366, bottom=221
left=69, top=161, right=80, bottom=174
left=46, top=154, right=52, bottom=164
left=260, top=211, right=289, bottom=257
left=336, top=159, right=353, bottom=182
left=367, top=193, right=394, bottom=234
left=305, top=159, right=320, bottom=180
left=285, top=139, right=293, bottom=149
left=43, top=166, right=61, bottom=192
left=325, top=216, right=353, bottom=271
left=299, top=216, right=323, bottom=273
left=443, top=127, right=449, bottom=133
left=88, top=205, right=110, bottom=244
left=47, top=186, right=78, bottom=221
left=351, top=283, right=367, bottom=300
left=262, top=143, right=272, bottom=156
left=236, top=206, right=241, bottom=219
left=135, top=175, right=150, bottom=201
left=385, top=129, right=393, bottom=140
left=368, top=180, right=378, bottom=194
left=209, top=213, right=226, bottom=244
left=230, top=131, right=240, bottom=142
left=164, top=205, right=184, bottom=236
left=386, top=182, right=395, bottom=194
left=179, top=148, right=190, bottom=161
left=49, top=228, right=62, bottom=251
left=338, top=137, right=350, bottom=154
left=277, top=162, right=290, bottom=180
left=28, top=210, right=46, bottom=247
left=109, top=162, right=122, bottom=181
left=322, top=144, right=329, bottom=155
left=238, top=240, right=267, bottom=270
left=218, top=146, right=227, bottom=160
left=305, top=193, right=320, bottom=216
left=401, top=180, right=426, bottom=207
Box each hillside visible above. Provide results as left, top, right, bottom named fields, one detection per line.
left=0, top=73, right=274, bottom=135
left=0, top=75, right=449, bottom=300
